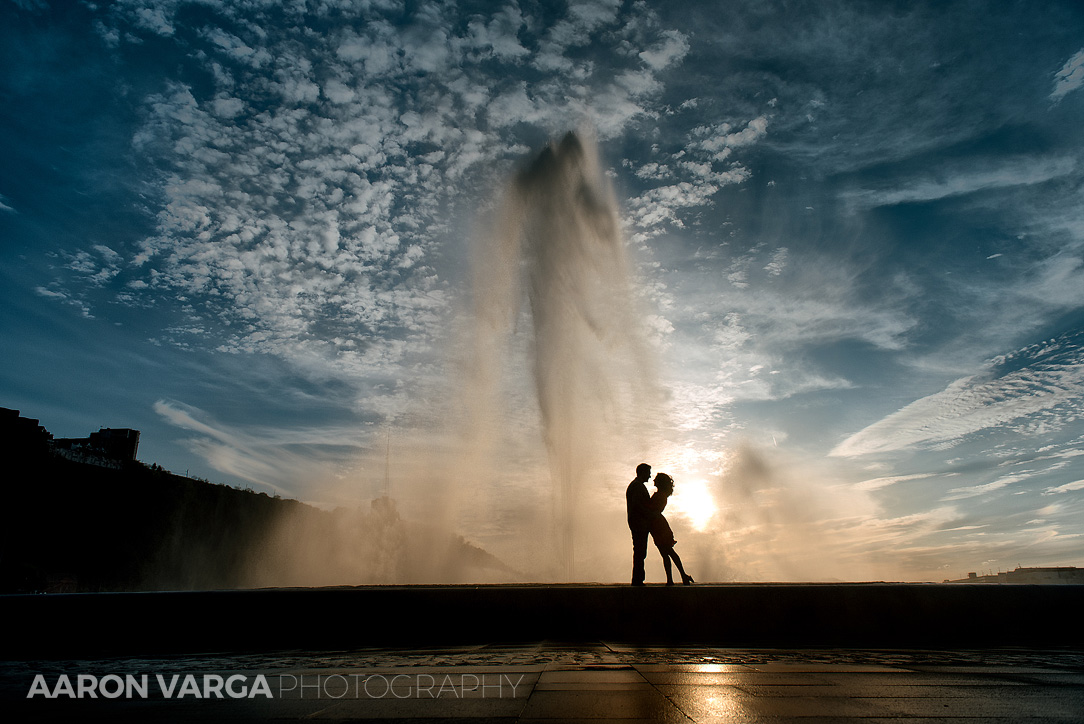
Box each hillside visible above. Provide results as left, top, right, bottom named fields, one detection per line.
left=1, top=428, right=515, bottom=592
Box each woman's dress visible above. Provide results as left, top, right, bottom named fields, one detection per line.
left=648, top=490, right=676, bottom=548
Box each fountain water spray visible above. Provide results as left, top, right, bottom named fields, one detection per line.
left=468, top=131, right=661, bottom=580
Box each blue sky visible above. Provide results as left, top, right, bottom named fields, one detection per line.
left=3, top=0, right=1084, bottom=582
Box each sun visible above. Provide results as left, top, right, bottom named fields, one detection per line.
left=668, top=478, right=718, bottom=532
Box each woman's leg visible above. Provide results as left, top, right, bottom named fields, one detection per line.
left=670, top=549, right=687, bottom=577
left=658, top=545, right=674, bottom=583
left=670, top=548, right=693, bottom=583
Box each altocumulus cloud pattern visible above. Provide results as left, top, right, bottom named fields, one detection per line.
left=3, top=0, right=1084, bottom=582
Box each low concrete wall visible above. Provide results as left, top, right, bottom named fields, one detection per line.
left=4, top=583, right=1082, bottom=658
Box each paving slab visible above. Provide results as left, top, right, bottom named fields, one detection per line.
left=4, top=643, right=1082, bottom=722
left=661, top=688, right=898, bottom=718
left=533, top=682, right=656, bottom=691
left=644, top=671, right=837, bottom=685
left=538, top=669, right=646, bottom=683
left=308, top=697, right=530, bottom=719
left=518, top=689, right=690, bottom=721
left=719, top=684, right=1016, bottom=697
left=815, top=672, right=1030, bottom=686
left=872, top=692, right=1084, bottom=719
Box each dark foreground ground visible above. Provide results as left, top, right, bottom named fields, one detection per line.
left=3, top=583, right=1083, bottom=657
left=3, top=584, right=1083, bottom=721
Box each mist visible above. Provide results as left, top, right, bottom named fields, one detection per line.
left=687, top=443, right=884, bottom=582
left=459, top=130, right=664, bottom=580
left=241, top=133, right=888, bottom=587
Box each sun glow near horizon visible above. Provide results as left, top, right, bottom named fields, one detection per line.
left=667, top=477, right=718, bottom=532
left=646, top=446, right=724, bottom=531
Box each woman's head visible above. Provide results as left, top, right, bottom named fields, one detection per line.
left=654, top=472, right=674, bottom=491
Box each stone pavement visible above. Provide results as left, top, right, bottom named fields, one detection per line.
left=4, top=643, right=1083, bottom=721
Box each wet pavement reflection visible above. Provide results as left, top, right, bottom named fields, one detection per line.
left=4, top=643, right=1082, bottom=721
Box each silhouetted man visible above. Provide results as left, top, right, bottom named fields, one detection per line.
left=626, top=462, right=653, bottom=585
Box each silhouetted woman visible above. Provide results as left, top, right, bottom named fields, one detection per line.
left=649, top=473, right=694, bottom=585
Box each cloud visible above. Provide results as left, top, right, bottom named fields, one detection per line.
left=1018, top=252, right=1084, bottom=309
left=843, top=156, right=1076, bottom=208
left=668, top=380, right=734, bottom=431
left=623, top=115, right=769, bottom=238
left=644, top=242, right=919, bottom=438
left=832, top=332, right=1084, bottom=457
left=210, top=97, right=245, bottom=118
left=30, top=0, right=706, bottom=428
left=942, top=474, right=1027, bottom=502
left=1043, top=479, right=1084, bottom=495
left=153, top=399, right=365, bottom=497
left=852, top=473, right=936, bottom=492
left=763, top=247, right=788, bottom=277
left=1051, top=48, right=1084, bottom=101
left=465, top=5, right=529, bottom=61
left=12, top=0, right=1084, bottom=582
left=34, top=281, right=94, bottom=316
left=130, top=5, right=175, bottom=37
left=718, top=280, right=915, bottom=352
left=200, top=27, right=271, bottom=68
left=695, top=115, right=770, bottom=158
left=532, top=0, right=620, bottom=73
left=638, top=29, right=690, bottom=71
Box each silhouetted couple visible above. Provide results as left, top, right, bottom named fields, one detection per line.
left=626, top=462, right=694, bottom=586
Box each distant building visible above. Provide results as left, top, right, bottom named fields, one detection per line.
left=53, top=428, right=140, bottom=468
left=2, top=406, right=141, bottom=469
left=944, top=566, right=1084, bottom=584
left=0, top=407, right=53, bottom=455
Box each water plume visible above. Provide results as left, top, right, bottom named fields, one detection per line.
left=706, top=443, right=881, bottom=581
left=465, top=130, right=661, bottom=579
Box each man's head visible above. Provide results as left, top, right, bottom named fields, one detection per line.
left=635, top=462, right=651, bottom=481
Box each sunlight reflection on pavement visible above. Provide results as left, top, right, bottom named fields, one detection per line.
left=4, top=644, right=1083, bottom=721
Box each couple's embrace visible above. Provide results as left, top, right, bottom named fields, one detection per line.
left=625, top=462, right=694, bottom=586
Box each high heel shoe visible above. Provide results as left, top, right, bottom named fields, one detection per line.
left=681, top=574, right=694, bottom=585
